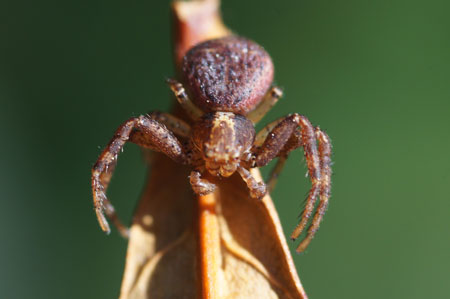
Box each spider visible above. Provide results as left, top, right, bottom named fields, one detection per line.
left=91, top=36, right=332, bottom=253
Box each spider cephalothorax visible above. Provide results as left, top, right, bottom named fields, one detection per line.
left=92, top=36, right=332, bottom=252
left=191, top=112, right=255, bottom=177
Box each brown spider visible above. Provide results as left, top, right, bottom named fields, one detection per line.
left=91, top=36, right=332, bottom=253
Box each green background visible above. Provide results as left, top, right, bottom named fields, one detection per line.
left=1, top=0, right=449, bottom=298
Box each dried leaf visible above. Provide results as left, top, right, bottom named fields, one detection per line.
left=120, top=155, right=197, bottom=298
left=119, top=1, right=307, bottom=298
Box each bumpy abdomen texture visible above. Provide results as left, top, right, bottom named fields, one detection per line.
left=182, top=36, right=274, bottom=115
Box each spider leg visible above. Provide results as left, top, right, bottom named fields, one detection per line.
left=254, top=114, right=325, bottom=252
left=92, top=114, right=189, bottom=234
left=253, top=116, right=287, bottom=148
left=167, top=78, right=203, bottom=121
left=237, top=166, right=267, bottom=199
left=266, top=129, right=303, bottom=193
left=147, top=111, right=191, bottom=138
left=190, top=169, right=217, bottom=196
left=247, top=86, right=283, bottom=124
left=266, top=156, right=287, bottom=194
left=103, top=199, right=129, bottom=238
left=252, top=115, right=303, bottom=194
left=296, top=128, right=332, bottom=252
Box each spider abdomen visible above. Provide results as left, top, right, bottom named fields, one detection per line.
left=182, top=36, right=274, bottom=115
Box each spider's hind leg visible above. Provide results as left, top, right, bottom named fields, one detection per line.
left=167, top=78, right=203, bottom=121
left=247, top=86, right=283, bottom=124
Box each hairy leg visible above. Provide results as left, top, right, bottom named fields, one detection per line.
left=103, top=199, right=130, bottom=238
left=266, top=156, right=287, bottom=194
left=146, top=111, right=191, bottom=138
left=190, top=169, right=216, bottom=196
left=167, top=78, right=203, bottom=121
left=92, top=115, right=188, bottom=234
left=253, top=116, right=287, bottom=148
left=247, top=86, right=283, bottom=124
left=251, top=115, right=303, bottom=195
left=296, top=128, right=332, bottom=252
left=237, top=166, right=267, bottom=199
left=254, top=113, right=328, bottom=252
left=265, top=129, right=303, bottom=193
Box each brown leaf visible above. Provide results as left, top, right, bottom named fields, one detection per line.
left=119, top=0, right=307, bottom=298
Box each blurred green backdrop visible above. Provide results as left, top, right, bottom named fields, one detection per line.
left=1, top=0, right=449, bottom=298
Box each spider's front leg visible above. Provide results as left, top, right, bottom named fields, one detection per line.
left=92, top=114, right=190, bottom=236
left=253, top=113, right=332, bottom=252
left=189, top=169, right=217, bottom=196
